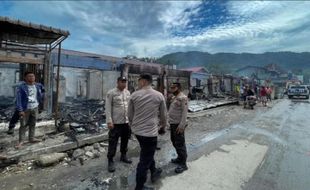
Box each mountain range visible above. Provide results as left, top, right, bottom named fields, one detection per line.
left=157, top=51, right=310, bottom=74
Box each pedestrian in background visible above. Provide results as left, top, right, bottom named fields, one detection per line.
left=128, top=73, right=167, bottom=190
left=105, top=76, right=132, bottom=172
left=168, top=82, right=189, bottom=173
left=266, top=86, right=272, bottom=102
left=260, top=86, right=267, bottom=107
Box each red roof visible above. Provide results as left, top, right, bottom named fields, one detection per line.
left=181, top=67, right=208, bottom=73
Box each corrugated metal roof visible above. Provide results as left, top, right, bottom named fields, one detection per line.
left=181, top=67, right=208, bottom=73
left=0, top=16, right=69, bottom=45
left=53, top=49, right=192, bottom=76
left=51, top=51, right=114, bottom=70
left=58, top=49, right=163, bottom=67
left=54, top=49, right=164, bottom=69
left=59, top=49, right=121, bottom=63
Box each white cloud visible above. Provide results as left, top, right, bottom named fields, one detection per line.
left=152, top=1, right=310, bottom=55
left=159, top=1, right=201, bottom=32
left=2, top=1, right=310, bottom=57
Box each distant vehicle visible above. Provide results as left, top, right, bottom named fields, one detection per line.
left=286, top=80, right=301, bottom=89
left=287, top=85, right=309, bottom=99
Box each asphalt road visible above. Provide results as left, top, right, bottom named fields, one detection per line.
left=243, top=98, right=310, bottom=190
left=160, top=98, right=310, bottom=190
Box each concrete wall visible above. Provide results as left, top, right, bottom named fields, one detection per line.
left=102, top=71, right=121, bottom=98
left=224, top=78, right=232, bottom=92
left=53, top=75, right=66, bottom=103
left=0, top=64, right=19, bottom=97
left=191, top=73, right=209, bottom=88
left=53, top=68, right=120, bottom=100
left=54, top=67, right=119, bottom=100
left=55, top=67, right=89, bottom=99
left=88, top=71, right=103, bottom=100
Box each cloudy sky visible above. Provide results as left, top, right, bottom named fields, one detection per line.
left=1, top=1, right=310, bottom=57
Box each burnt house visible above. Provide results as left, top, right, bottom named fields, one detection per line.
left=0, top=16, right=69, bottom=113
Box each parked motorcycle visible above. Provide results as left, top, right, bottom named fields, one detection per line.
left=243, top=96, right=256, bottom=109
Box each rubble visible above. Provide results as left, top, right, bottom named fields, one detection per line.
left=62, top=142, right=107, bottom=166
left=100, top=142, right=109, bottom=147
left=59, top=98, right=105, bottom=124
left=78, top=157, right=85, bottom=165
left=84, top=145, right=94, bottom=152
left=37, top=153, right=67, bottom=167
left=98, top=147, right=106, bottom=153
left=0, top=97, right=15, bottom=123
left=0, top=160, right=34, bottom=175
left=93, top=151, right=101, bottom=158
left=85, top=151, right=94, bottom=158
left=53, top=98, right=108, bottom=146
left=188, top=97, right=239, bottom=112
left=72, top=149, right=85, bottom=159
left=93, top=143, right=100, bottom=150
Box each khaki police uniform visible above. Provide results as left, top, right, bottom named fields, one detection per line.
left=128, top=85, right=167, bottom=190
left=105, top=88, right=131, bottom=160
left=168, top=92, right=188, bottom=166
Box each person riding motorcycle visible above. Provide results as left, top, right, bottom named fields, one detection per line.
left=243, top=86, right=256, bottom=109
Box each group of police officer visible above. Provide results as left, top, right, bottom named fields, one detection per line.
left=105, top=73, right=188, bottom=190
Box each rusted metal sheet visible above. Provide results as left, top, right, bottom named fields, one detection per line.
left=0, top=16, right=69, bottom=45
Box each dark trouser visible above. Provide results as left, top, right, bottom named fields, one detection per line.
left=170, top=124, right=187, bottom=165
left=267, top=94, right=272, bottom=101
left=107, top=123, right=131, bottom=160
left=9, top=109, right=20, bottom=129
left=135, top=135, right=157, bottom=190
left=19, top=108, right=38, bottom=143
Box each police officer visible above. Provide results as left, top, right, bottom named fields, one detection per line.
left=105, top=76, right=132, bottom=172
left=128, top=73, right=167, bottom=190
left=168, top=82, right=188, bottom=173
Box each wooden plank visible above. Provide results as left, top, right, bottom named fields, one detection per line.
left=0, top=55, right=44, bottom=64
left=4, top=132, right=109, bottom=162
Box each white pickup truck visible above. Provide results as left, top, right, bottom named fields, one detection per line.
left=287, top=85, right=309, bottom=99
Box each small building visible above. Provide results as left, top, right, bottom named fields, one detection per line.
left=50, top=49, right=191, bottom=101
left=235, top=66, right=280, bottom=84
left=1, top=48, right=191, bottom=102
left=51, top=49, right=120, bottom=102
left=0, top=16, right=69, bottom=113
left=181, top=67, right=210, bottom=99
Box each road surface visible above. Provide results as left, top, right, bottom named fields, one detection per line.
left=160, top=99, right=310, bottom=190
left=0, top=99, right=309, bottom=190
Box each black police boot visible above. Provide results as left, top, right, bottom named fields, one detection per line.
left=151, top=168, right=162, bottom=183
left=7, top=128, right=14, bottom=135
left=175, top=164, right=188, bottom=174
left=142, top=186, right=154, bottom=190
left=108, top=159, right=115, bottom=172
left=171, top=157, right=181, bottom=164
left=120, top=154, right=132, bottom=164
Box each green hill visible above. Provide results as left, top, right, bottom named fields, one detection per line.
left=157, top=51, right=310, bottom=74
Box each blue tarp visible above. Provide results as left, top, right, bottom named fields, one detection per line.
left=192, top=72, right=209, bottom=80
